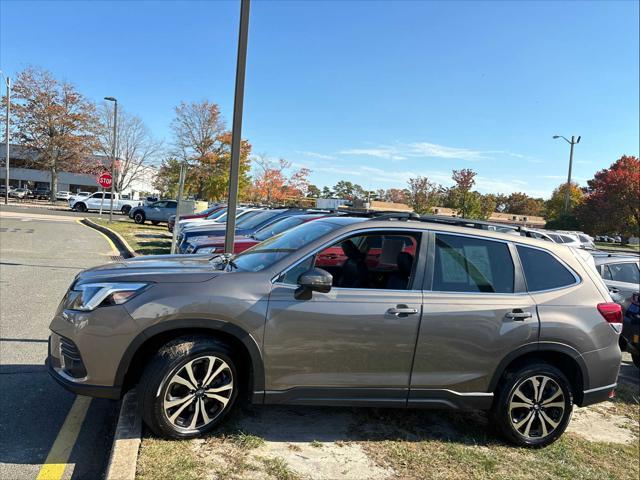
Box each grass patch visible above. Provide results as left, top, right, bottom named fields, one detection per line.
left=594, top=242, right=640, bottom=253
left=260, top=457, right=300, bottom=480
left=93, top=218, right=172, bottom=255
left=136, top=438, right=204, bottom=480
left=228, top=430, right=265, bottom=449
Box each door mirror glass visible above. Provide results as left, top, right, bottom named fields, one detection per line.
left=295, top=267, right=333, bottom=299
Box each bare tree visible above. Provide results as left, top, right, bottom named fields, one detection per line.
left=98, top=102, right=161, bottom=193
left=8, top=67, right=99, bottom=200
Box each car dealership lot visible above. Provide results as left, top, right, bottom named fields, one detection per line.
left=0, top=208, right=118, bottom=480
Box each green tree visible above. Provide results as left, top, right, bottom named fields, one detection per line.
left=544, top=182, right=584, bottom=220
left=505, top=192, right=545, bottom=216
left=406, top=176, right=440, bottom=214
left=306, top=184, right=321, bottom=198
left=450, top=168, right=477, bottom=217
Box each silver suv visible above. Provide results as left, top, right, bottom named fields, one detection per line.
left=47, top=216, right=622, bottom=447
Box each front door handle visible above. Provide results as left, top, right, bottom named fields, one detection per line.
left=505, top=309, right=532, bottom=321
left=387, top=305, right=418, bottom=316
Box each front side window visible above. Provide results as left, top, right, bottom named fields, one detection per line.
left=433, top=234, right=514, bottom=293
left=236, top=210, right=283, bottom=230
left=517, top=245, right=577, bottom=291
left=153, top=201, right=167, bottom=208
left=276, top=231, right=420, bottom=289
left=607, top=263, right=640, bottom=284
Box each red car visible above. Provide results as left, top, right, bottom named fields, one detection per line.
left=187, top=213, right=332, bottom=254
left=167, top=205, right=225, bottom=232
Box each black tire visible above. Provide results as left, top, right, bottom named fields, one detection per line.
left=138, top=335, right=239, bottom=439
left=121, top=205, right=131, bottom=215
left=490, top=362, right=573, bottom=448
left=74, top=202, right=87, bottom=212
left=133, top=212, right=146, bottom=224
left=632, top=353, right=640, bottom=369
left=151, top=221, right=160, bottom=225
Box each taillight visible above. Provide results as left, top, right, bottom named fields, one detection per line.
left=597, top=302, right=622, bottom=332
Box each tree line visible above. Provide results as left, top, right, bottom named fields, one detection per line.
left=3, top=66, right=637, bottom=238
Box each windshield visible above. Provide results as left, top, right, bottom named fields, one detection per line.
left=253, top=216, right=308, bottom=241
left=236, top=210, right=283, bottom=230
left=232, top=220, right=341, bottom=272
left=207, top=208, right=229, bottom=221
left=235, top=209, right=265, bottom=226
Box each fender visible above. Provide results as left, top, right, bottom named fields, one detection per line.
left=113, top=318, right=265, bottom=396
left=487, top=341, right=590, bottom=393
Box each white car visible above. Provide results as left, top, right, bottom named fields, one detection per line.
left=56, top=191, right=73, bottom=201
left=69, top=192, right=140, bottom=215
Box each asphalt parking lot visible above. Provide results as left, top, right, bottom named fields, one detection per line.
left=0, top=207, right=119, bottom=480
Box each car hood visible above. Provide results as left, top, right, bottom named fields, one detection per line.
left=75, top=254, right=221, bottom=284
left=192, top=235, right=256, bottom=247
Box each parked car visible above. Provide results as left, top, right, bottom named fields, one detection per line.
left=168, top=205, right=225, bottom=233
left=48, top=215, right=622, bottom=447
left=70, top=192, right=139, bottom=214
left=56, top=191, right=73, bottom=201
left=30, top=188, right=51, bottom=200
left=0, top=185, right=14, bottom=196
left=187, top=213, right=334, bottom=254
left=179, top=209, right=315, bottom=254
left=9, top=187, right=31, bottom=199
left=129, top=200, right=178, bottom=225
left=621, top=293, right=640, bottom=368
left=592, top=253, right=640, bottom=309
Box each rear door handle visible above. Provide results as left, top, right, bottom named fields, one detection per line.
left=505, top=309, right=532, bottom=321
left=387, top=305, right=418, bottom=316
left=609, top=287, right=620, bottom=293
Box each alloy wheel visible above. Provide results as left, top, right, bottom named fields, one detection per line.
left=508, top=375, right=566, bottom=440
left=162, top=355, right=234, bottom=431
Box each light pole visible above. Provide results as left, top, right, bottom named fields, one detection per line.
left=0, top=72, right=10, bottom=205
left=553, top=134, right=581, bottom=215
left=104, top=97, right=118, bottom=222
left=224, top=0, right=251, bottom=253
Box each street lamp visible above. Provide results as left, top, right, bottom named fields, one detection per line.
left=553, top=134, right=581, bottom=215
left=0, top=71, right=10, bottom=205
left=104, top=96, right=118, bottom=222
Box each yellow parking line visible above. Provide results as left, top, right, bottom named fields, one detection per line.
left=36, top=395, right=92, bottom=480
left=75, top=219, right=118, bottom=256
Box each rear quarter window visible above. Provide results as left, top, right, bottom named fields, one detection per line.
left=517, top=245, right=577, bottom=291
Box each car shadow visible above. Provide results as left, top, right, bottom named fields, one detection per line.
left=209, top=403, right=506, bottom=448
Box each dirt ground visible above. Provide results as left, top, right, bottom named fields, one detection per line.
left=137, top=354, right=640, bottom=480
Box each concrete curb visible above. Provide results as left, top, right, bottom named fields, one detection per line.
left=105, top=390, right=142, bottom=480
left=81, top=218, right=137, bottom=258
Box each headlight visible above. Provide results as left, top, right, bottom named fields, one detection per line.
left=196, top=246, right=218, bottom=254
left=64, top=282, right=148, bottom=311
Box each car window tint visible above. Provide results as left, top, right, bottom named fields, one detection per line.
left=166, top=201, right=177, bottom=208
left=433, top=234, right=514, bottom=293
left=154, top=201, right=167, bottom=208
left=517, top=245, right=576, bottom=291
left=601, top=265, right=613, bottom=280
left=608, top=263, right=640, bottom=284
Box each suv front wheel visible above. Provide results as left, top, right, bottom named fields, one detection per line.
left=491, top=363, right=573, bottom=447
left=138, top=336, right=238, bottom=439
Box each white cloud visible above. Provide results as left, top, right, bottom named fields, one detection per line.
left=295, top=150, right=336, bottom=160
left=338, top=148, right=406, bottom=161
left=407, top=142, right=487, bottom=160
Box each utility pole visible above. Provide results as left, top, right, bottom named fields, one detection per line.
left=1, top=73, right=9, bottom=205
left=171, top=163, right=186, bottom=254
left=553, top=135, right=581, bottom=215
left=224, top=0, right=251, bottom=254
left=104, top=97, right=118, bottom=222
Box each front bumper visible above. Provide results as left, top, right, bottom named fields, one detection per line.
left=46, top=336, right=121, bottom=399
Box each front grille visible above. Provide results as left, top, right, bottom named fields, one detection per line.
left=59, top=336, right=87, bottom=378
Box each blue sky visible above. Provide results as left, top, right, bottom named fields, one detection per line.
left=1, top=0, right=638, bottom=198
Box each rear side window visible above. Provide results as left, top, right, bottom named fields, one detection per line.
left=517, top=245, right=577, bottom=291
left=433, top=234, right=514, bottom=293
left=606, top=263, right=640, bottom=284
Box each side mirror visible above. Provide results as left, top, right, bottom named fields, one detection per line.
left=294, top=267, right=333, bottom=300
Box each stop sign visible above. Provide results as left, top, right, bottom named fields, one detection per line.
left=97, top=172, right=113, bottom=189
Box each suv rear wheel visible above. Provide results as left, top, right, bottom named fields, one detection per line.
left=74, top=203, right=87, bottom=212
left=138, top=336, right=238, bottom=439
left=491, top=363, right=573, bottom=447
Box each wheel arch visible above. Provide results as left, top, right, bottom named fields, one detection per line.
left=116, top=319, right=264, bottom=403
left=489, top=342, right=589, bottom=405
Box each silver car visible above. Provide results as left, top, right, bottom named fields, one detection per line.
left=593, top=253, right=640, bottom=308
left=47, top=216, right=622, bottom=447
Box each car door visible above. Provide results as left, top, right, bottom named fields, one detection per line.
left=410, top=232, right=539, bottom=407
left=148, top=201, right=166, bottom=221
left=86, top=192, right=104, bottom=210
left=164, top=201, right=177, bottom=221
left=264, top=228, right=426, bottom=406
left=603, top=262, right=640, bottom=307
